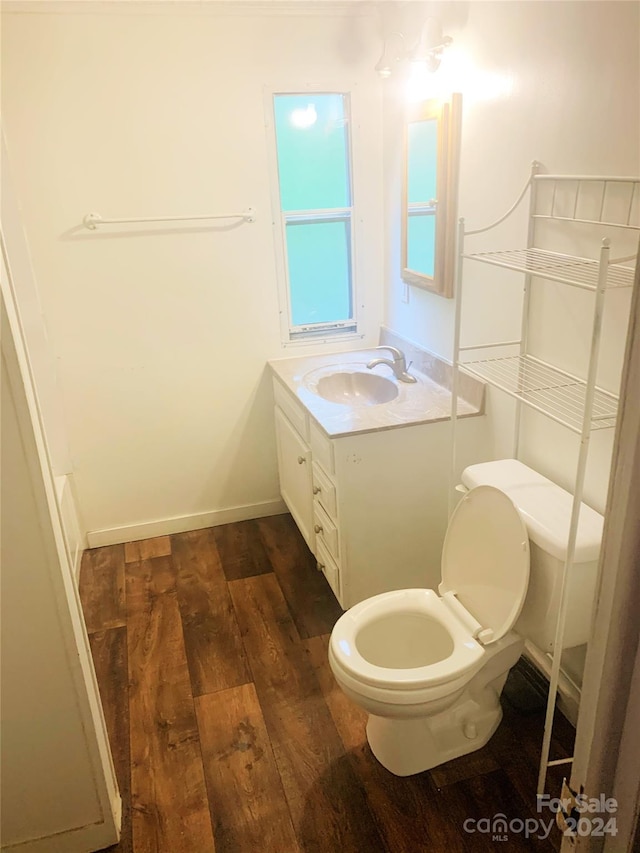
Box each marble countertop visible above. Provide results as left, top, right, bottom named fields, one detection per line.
left=268, top=348, right=482, bottom=438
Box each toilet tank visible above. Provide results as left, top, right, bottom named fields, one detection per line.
left=461, top=460, right=603, bottom=651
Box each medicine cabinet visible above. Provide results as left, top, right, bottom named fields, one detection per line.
left=401, top=93, right=462, bottom=297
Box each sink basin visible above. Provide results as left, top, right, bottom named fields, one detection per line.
left=313, top=370, right=399, bottom=405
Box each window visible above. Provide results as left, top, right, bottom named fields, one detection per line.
left=271, top=92, right=357, bottom=341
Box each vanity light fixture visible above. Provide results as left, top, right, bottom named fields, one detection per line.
left=375, top=17, right=452, bottom=79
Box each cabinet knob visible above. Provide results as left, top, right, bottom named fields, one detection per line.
left=313, top=486, right=321, bottom=494
left=314, top=524, right=323, bottom=534
left=297, top=456, right=306, bottom=465
left=316, top=562, right=325, bottom=572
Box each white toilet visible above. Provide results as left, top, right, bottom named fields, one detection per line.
left=328, top=459, right=602, bottom=777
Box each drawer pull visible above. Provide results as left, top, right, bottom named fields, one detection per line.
left=313, top=486, right=321, bottom=494
left=316, top=562, right=324, bottom=572
left=297, top=456, right=306, bottom=465
left=314, top=524, right=323, bottom=534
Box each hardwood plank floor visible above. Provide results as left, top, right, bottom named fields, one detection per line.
left=124, top=536, right=172, bottom=564
left=173, top=528, right=251, bottom=696
left=196, top=683, right=299, bottom=852
left=89, top=627, right=132, bottom=853
left=126, top=556, right=215, bottom=852
left=213, top=520, right=273, bottom=581
left=257, top=514, right=343, bottom=639
left=440, top=769, right=554, bottom=852
left=79, top=544, right=126, bottom=632
left=229, top=573, right=385, bottom=852
left=79, top=513, right=575, bottom=853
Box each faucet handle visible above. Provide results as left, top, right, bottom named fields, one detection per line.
left=374, top=345, right=404, bottom=361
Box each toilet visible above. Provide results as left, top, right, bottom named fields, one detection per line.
left=328, top=459, right=603, bottom=777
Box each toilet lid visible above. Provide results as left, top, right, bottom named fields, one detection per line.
left=440, top=485, right=530, bottom=644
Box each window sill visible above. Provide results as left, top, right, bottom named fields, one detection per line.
left=282, top=332, right=365, bottom=349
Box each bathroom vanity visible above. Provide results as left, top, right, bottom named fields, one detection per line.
left=269, top=348, right=484, bottom=608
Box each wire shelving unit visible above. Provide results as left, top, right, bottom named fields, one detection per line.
left=450, top=162, right=640, bottom=799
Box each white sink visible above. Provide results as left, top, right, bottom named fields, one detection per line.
left=310, top=369, right=399, bottom=406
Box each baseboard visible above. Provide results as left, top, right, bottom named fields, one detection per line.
left=86, top=499, right=288, bottom=548
left=0, top=807, right=120, bottom=853
left=523, top=640, right=581, bottom=726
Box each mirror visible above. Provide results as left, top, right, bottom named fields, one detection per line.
left=402, top=94, right=461, bottom=297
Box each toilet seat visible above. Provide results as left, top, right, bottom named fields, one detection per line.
left=439, top=485, right=530, bottom=644
left=330, top=588, right=484, bottom=694
left=330, top=485, right=531, bottom=702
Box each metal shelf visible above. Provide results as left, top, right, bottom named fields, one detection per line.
left=452, top=165, right=639, bottom=800
left=460, top=353, right=619, bottom=433
left=463, top=247, right=635, bottom=290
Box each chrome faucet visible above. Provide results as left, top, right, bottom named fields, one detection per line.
left=366, top=346, right=417, bottom=383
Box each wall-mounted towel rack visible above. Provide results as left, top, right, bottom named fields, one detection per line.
left=82, top=207, right=256, bottom=230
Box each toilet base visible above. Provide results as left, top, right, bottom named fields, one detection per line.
left=366, top=700, right=503, bottom=776
left=331, top=627, right=525, bottom=777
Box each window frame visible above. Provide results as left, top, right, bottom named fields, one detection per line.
left=266, top=85, right=363, bottom=346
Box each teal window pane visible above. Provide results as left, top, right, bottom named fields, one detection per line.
left=408, top=118, right=438, bottom=204
left=407, top=214, right=436, bottom=277
left=274, top=94, right=351, bottom=212
left=286, top=220, right=352, bottom=326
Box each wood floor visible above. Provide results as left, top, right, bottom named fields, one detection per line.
left=79, top=513, right=575, bottom=853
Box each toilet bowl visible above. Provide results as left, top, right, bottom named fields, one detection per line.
left=329, top=484, right=530, bottom=776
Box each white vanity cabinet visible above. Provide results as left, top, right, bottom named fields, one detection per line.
left=272, top=376, right=461, bottom=608
left=274, top=406, right=314, bottom=547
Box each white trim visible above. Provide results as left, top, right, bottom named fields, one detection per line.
left=1, top=274, right=120, bottom=849
left=523, top=641, right=580, bottom=726
left=54, top=474, right=87, bottom=585
left=264, top=84, right=365, bottom=346
left=87, top=498, right=288, bottom=547
left=284, top=207, right=352, bottom=221
left=281, top=330, right=364, bottom=348
left=1, top=133, right=74, bottom=477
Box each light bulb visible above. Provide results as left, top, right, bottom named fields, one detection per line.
left=406, top=59, right=434, bottom=102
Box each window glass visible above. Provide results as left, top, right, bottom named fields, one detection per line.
left=274, top=94, right=351, bottom=212
left=285, top=219, right=352, bottom=326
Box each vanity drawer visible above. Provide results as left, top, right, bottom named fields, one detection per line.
left=273, top=379, right=309, bottom=441
left=312, top=461, right=338, bottom=521
left=310, top=419, right=334, bottom=475
left=313, top=503, right=339, bottom=563
left=315, top=538, right=341, bottom=603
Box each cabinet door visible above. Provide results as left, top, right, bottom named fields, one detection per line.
left=274, top=407, right=314, bottom=548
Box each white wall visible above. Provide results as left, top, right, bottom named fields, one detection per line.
left=4, top=1, right=638, bottom=540
left=1, top=3, right=384, bottom=543
left=383, top=1, right=640, bottom=512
